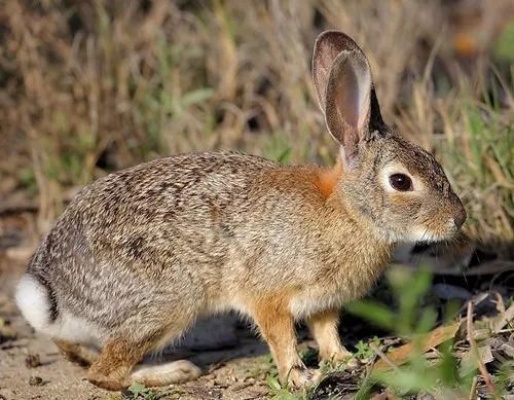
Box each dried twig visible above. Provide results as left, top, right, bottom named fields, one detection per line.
left=492, top=303, right=514, bottom=333
left=466, top=301, right=497, bottom=397
left=372, top=322, right=461, bottom=371
left=369, top=343, right=400, bottom=371
left=494, top=292, right=505, bottom=314
left=0, top=199, right=39, bottom=215
left=0, top=189, right=80, bottom=216
left=468, top=376, right=478, bottom=400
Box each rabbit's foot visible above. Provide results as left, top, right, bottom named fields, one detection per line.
left=87, top=338, right=148, bottom=391
left=130, top=360, right=201, bottom=386
left=325, top=348, right=359, bottom=368
left=287, top=365, right=322, bottom=389
left=87, top=367, right=130, bottom=391
left=342, top=356, right=359, bottom=368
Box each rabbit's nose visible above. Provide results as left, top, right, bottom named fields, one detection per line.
left=454, top=205, right=467, bottom=229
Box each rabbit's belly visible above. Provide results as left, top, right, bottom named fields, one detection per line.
left=47, top=311, right=106, bottom=347
left=289, top=290, right=348, bottom=319
left=289, top=276, right=377, bottom=319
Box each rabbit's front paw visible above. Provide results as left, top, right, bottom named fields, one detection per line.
left=342, top=356, right=359, bottom=368
left=287, top=365, right=321, bottom=389
left=328, top=349, right=359, bottom=368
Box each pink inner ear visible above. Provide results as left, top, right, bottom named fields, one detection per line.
left=336, top=57, right=371, bottom=135
left=325, top=52, right=372, bottom=155
left=335, top=71, right=361, bottom=130
left=356, top=72, right=371, bottom=133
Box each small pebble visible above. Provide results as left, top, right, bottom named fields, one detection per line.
left=28, top=376, right=44, bottom=386
left=25, top=353, right=41, bottom=368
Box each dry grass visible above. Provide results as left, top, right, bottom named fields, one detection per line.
left=0, top=0, right=513, bottom=244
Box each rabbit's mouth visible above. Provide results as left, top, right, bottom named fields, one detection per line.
left=373, top=223, right=455, bottom=245
left=404, top=220, right=461, bottom=244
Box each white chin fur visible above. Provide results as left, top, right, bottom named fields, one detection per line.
left=405, top=226, right=445, bottom=243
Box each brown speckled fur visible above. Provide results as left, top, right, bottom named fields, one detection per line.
left=16, top=31, right=466, bottom=391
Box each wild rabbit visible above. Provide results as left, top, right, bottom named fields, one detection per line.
left=15, top=31, right=466, bottom=391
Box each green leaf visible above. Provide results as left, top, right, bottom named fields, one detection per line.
left=181, top=88, right=214, bottom=107
left=267, top=374, right=282, bottom=391
left=345, top=300, right=395, bottom=330
left=128, top=382, right=146, bottom=395
left=277, top=148, right=292, bottom=163
left=494, top=22, right=514, bottom=62
left=438, top=342, right=459, bottom=385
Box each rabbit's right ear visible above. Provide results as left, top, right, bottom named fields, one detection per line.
left=312, top=31, right=385, bottom=169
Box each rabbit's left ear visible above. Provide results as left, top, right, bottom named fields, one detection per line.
left=312, top=31, right=360, bottom=112
left=312, top=31, right=387, bottom=168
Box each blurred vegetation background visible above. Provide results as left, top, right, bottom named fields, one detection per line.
left=0, top=0, right=513, bottom=248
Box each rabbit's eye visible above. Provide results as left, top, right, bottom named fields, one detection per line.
left=389, top=173, right=413, bottom=191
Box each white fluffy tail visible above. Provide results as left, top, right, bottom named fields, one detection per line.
left=15, top=274, right=53, bottom=332
left=130, top=360, right=201, bottom=387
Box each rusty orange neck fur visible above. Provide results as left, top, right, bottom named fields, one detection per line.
left=314, top=159, right=343, bottom=198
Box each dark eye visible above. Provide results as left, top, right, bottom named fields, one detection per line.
left=389, top=173, right=413, bottom=191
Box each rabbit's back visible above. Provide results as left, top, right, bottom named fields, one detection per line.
left=78, top=151, right=277, bottom=231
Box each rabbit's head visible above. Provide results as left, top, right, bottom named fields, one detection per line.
left=313, top=31, right=466, bottom=244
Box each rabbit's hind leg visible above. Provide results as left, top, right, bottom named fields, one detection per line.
left=86, top=319, right=195, bottom=391
left=87, top=336, right=156, bottom=391
left=54, top=339, right=99, bottom=367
